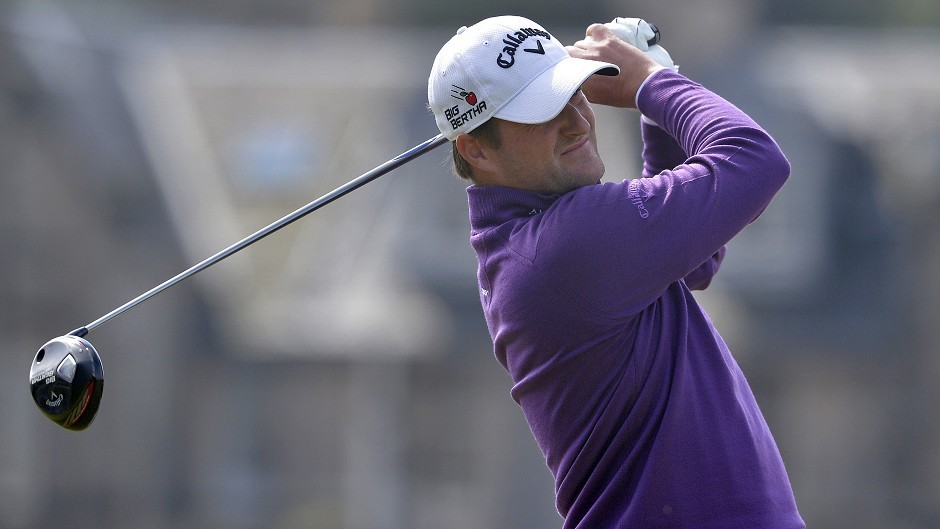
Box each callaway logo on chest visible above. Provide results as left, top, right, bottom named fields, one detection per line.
left=496, top=27, right=551, bottom=68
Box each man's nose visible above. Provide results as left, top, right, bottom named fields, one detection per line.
left=559, top=101, right=591, bottom=135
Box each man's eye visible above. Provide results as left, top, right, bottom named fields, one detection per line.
left=570, top=89, right=584, bottom=102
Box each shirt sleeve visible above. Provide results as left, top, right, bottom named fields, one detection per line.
left=638, top=87, right=728, bottom=291
left=531, top=69, right=790, bottom=318
left=682, top=248, right=726, bottom=291
left=640, top=118, right=687, bottom=179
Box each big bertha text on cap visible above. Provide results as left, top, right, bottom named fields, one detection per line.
left=446, top=100, right=488, bottom=130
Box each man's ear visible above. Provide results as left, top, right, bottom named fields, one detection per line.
left=455, top=133, right=497, bottom=176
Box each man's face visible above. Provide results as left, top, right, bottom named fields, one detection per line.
left=489, top=89, right=605, bottom=195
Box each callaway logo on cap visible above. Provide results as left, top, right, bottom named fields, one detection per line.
left=428, top=15, right=619, bottom=141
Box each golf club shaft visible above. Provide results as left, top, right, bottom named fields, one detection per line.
left=69, top=133, right=448, bottom=338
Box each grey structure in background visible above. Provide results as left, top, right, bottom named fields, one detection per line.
left=2, top=2, right=940, bottom=528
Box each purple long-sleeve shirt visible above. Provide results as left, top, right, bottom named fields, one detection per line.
left=467, top=69, right=804, bottom=528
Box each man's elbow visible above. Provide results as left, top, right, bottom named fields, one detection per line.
left=767, top=144, right=791, bottom=188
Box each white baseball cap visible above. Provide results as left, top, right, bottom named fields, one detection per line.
left=428, top=15, right=619, bottom=141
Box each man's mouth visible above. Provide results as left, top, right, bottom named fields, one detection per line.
left=562, top=136, right=589, bottom=155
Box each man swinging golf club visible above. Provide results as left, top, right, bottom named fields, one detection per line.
left=428, top=15, right=804, bottom=528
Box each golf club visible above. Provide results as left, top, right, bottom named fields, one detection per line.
left=29, top=133, right=447, bottom=430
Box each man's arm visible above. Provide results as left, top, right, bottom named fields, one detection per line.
left=641, top=112, right=728, bottom=289
left=683, top=247, right=726, bottom=290
left=543, top=26, right=788, bottom=316
left=640, top=81, right=727, bottom=289
left=640, top=115, right=687, bottom=179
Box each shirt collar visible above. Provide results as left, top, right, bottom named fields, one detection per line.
left=466, top=184, right=561, bottom=232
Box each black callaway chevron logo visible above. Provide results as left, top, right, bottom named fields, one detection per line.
left=496, top=27, right=550, bottom=68
left=525, top=40, right=544, bottom=55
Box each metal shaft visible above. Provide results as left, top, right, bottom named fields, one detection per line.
left=69, top=134, right=448, bottom=338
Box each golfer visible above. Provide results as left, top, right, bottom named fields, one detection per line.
left=428, top=15, right=804, bottom=529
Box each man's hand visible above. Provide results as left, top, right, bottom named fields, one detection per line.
left=567, top=24, right=664, bottom=109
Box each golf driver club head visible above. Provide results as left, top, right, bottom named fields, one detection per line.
left=29, top=335, right=104, bottom=431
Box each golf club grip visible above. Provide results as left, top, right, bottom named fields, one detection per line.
left=75, top=133, right=448, bottom=337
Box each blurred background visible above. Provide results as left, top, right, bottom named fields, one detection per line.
left=2, top=0, right=939, bottom=527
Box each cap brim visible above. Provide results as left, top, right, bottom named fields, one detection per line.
left=493, top=57, right=618, bottom=125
